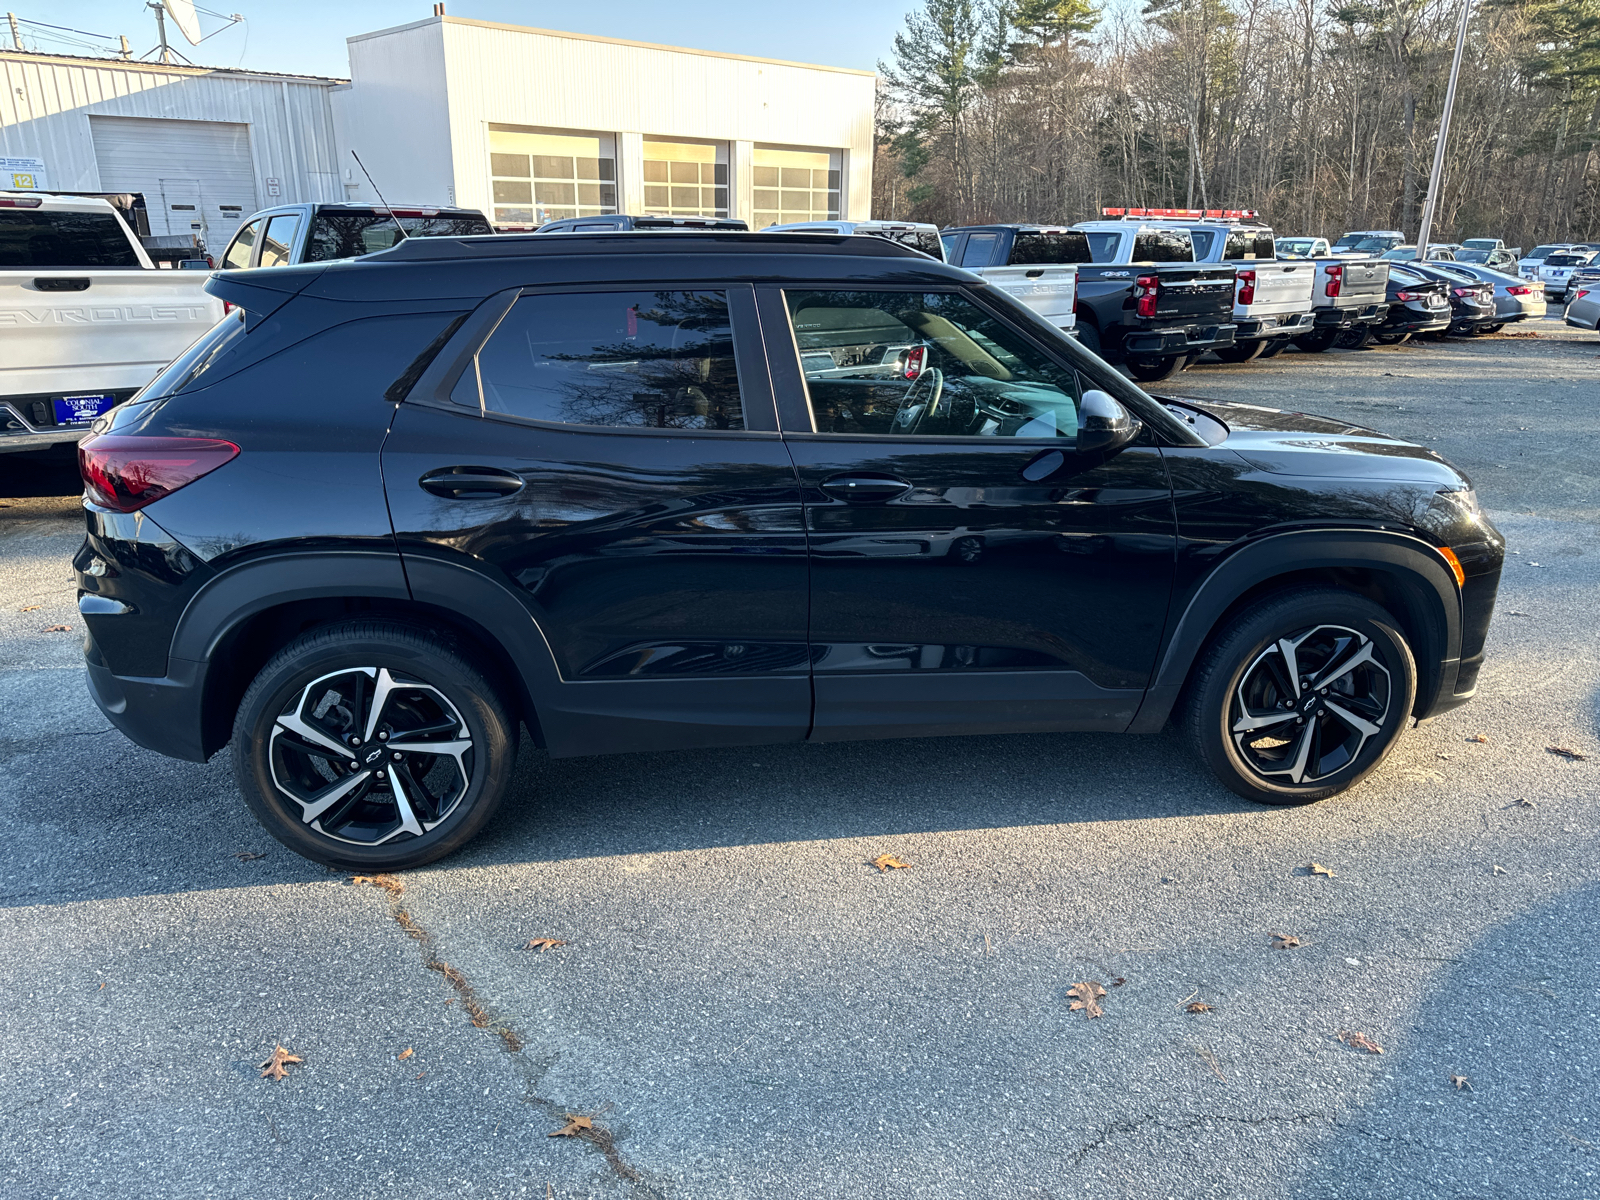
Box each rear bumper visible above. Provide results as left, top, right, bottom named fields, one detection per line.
left=1124, top=322, right=1237, bottom=357
left=1235, top=311, right=1316, bottom=341
left=1385, top=307, right=1451, bottom=334
left=1, top=390, right=139, bottom=454
left=1311, top=302, right=1386, bottom=330
left=85, top=640, right=212, bottom=764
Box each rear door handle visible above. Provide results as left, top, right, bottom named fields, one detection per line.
left=819, top=473, right=913, bottom=504
left=418, top=466, right=525, bottom=499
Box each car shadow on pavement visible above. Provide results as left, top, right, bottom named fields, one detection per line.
left=1286, top=880, right=1600, bottom=1199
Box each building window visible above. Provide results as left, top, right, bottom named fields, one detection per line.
left=488, top=126, right=617, bottom=226
left=642, top=138, right=728, bottom=219
left=752, top=146, right=840, bottom=229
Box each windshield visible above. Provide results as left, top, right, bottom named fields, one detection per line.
left=0, top=210, right=141, bottom=268
left=1334, top=233, right=1399, bottom=251
left=1461, top=239, right=1497, bottom=250
left=1277, top=238, right=1318, bottom=255
left=1454, top=249, right=1490, bottom=263
left=305, top=210, right=494, bottom=261
left=1008, top=231, right=1092, bottom=265
left=1526, top=246, right=1561, bottom=261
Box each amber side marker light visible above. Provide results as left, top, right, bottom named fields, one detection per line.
left=1437, top=546, right=1466, bottom=587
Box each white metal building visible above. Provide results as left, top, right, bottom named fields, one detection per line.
left=331, top=16, right=876, bottom=228
left=0, top=50, right=344, bottom=252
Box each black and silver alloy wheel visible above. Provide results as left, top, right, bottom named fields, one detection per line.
left=269, top=667, right=474, bottom=846
left=1229, top=625, right=1390, bottom=785
left=234, top=621, right=516, bottom=869
left=1185, top=587, right=1417, bottom=805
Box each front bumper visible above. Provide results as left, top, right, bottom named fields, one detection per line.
left=1125, top=321, right=1238, bottom=356
left=1311, top=302, right=1386, bottom=330
left=1235, top=311, right=1316, bottom=341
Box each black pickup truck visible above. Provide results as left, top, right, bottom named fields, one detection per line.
left=944, top=223, right=1237, bottom=381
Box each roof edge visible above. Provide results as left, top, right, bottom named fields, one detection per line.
left=0, top=47, right=346, bottom=84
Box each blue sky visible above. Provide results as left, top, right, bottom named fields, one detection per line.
left=39, top=1, right=908, bottom=78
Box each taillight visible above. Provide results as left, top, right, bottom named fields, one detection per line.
left=78, top=434, right=239, bottom=513
left=222, top=300, right=236, bottom=315
left=1324, top=264, right=1342, bottom=298
left=1135, top=274, right=1159, bottom=318
left=1578, top=290, right=1591, bottom=301
left=1236, top=269, right=1256, bottom=305
left=903, top=345, right=926, bottom=379
left=1396, top=290, right=1420, bottom=301
left=1452, top=287, right=1474, bottom=297
left=1507, top=285, right=1530, bottom=295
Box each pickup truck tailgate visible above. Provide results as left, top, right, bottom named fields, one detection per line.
left=977, top=265, right=1077, bottom=330
left=1316, top=258, right=1389, bottom=307
left=0, top=269, right=222, bottom=397
left=1237, top=261, right=1313, bottom=316
left=1125, top=264, right=1236, bottom=322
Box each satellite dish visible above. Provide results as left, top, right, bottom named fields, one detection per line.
left=164, top=0, right=204, bottom=46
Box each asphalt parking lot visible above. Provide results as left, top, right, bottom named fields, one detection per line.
left=2, top=315, right=1597, bottom=1199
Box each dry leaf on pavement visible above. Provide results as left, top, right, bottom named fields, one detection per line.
left=1306, top=862, right=1335, bottom=878
left=231, top=851, right=266, bottom=861
left=259, top=1045, right=303, bottom=1081
left=1451, top=1074, right=1473, bottom=1091
left=19, top=605, right=40, bottom=612
left=42, top=624, right=71, bottom=633
left=1337, top=1030, right=1384, bottom=1054
left=1270, top=933, right=1302, bottom=950
left=397, top=1047, right=414, bottom=1062
left=1466, top=734, right=1488, bottom=744
left=1185, top=1001, right=1214, bottom=1013
left=549, top=1114, right=594, bottom=1138
left=871, top=853, right=910, bottom=872
left=1547, top=746, right=1589, bottom=761
left=352, top=874, right=405, bottom=896
left=525, top=938, right=568, bottom=952
left=1066, top=981, right=1107, bottom=1018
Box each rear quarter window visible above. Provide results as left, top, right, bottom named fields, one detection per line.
left=1008, top=232, right=1092, bottom=264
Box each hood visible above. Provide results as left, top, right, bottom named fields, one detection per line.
left=1161, top=396, right=1467, bottom=486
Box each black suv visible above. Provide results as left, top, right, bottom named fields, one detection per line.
left=75, top=232, right=1503, bottom=869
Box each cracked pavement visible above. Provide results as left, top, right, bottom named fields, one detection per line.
left=1, top=316, right=1597, bottom=1198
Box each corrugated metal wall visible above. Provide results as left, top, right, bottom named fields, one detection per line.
left=0, top=52, right=343, bottom=208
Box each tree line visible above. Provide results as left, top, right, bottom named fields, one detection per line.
left=872, top=0, right=1600, bottom=246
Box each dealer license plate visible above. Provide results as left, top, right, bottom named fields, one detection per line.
left=53, top=394, right=117, bottom=425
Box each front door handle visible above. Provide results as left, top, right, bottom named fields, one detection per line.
left=819, top=473, right=913, bottom=504
left=418, top=466, right=525, bottom=499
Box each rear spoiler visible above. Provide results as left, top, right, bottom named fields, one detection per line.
left=205, top=266, right=325, bottom=325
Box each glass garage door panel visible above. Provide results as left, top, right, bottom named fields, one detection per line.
left=488, top=127, right=617, bottom=225
left=752, top=146, right=840, bottom=229
left=642, top=138, right=729, bottom=218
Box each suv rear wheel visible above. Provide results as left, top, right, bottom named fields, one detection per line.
left=232, top=620, right=517, bottom=869
left=1184, top=588, right=1416, bottom=805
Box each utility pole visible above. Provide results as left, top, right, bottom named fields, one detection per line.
left=120, top=35, right=132, bottom=59
left=1414, top=0, right=1473, bottom=259
left=8, top=12, right=22, bottom=51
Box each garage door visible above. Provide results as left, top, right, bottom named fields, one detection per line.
left=89, top=115, right=258, bottom=254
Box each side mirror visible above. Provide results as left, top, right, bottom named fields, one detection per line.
left=1076, top=389, right=1141, bottom=456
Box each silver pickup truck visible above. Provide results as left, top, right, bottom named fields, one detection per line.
left=1168, top=218, right=1315, bottom=360
left=1291, top=257, right=1392, bottom=353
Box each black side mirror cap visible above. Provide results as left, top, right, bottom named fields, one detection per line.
left=1076, top=389, right=1141, bottom=455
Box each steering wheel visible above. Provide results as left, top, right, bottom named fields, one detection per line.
left=890, top=367, right=944, bottom=435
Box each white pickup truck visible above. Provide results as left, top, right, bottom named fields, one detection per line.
left=1, top=192, right=223, bottom=453
left=1175, top=218, right=1315, bottom=360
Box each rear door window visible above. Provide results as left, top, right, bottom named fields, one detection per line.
left=258, top=213, right=301, bottom=268
left=1008, top=232, right=1092, bottom=264
left=221, top=221, right=259, bottom=269
left=0, top=210, right=141, bottom=268
left=463, top=290, right=745, bottom=430
left=959, top=233, right=1000, bottom=268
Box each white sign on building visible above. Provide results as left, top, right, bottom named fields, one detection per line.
left=2, top=155, right=48, bottom=190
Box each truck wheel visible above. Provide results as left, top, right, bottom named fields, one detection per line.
left=1211, top=340, right=1266, bottom=364
left=1292, top=328, right=1339, bottom=353
left=1336, top=325, right=1374, bottom=350
left=1258, top=338, right=1290, bottom=358
left=1076, top=322, right=1103, bottom=357
left=1125, top=354, right=1186, bottom=382
left=231, top=620, right=518, bottom=870
left=1183, top=587, right=1416, bottom=805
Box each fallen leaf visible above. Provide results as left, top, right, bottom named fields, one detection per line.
left=1307, top=862, right=1336, bottom=878
left=1112, top=977, right=1126, bottom=987
left=259, top=1045, right=303, bottom=1081
left=1451, top=1074, right=1473, bottom=1091
left=525, top=938, right=568, bottom=952
left=1508, top=610, right=1531, bottom=617
left=1547, top=746, right=1589, bottom=761
left=871, top=853, right=910, bottom=872
left=19, top=605, right=40, bottom=612
left=231, top=851, right=266, bottom=861
left=351, top=873, right=405, bottom=896
left=397, top=1047, right=414, bottom=1062
left=415, top=1072, right=426, bottom=1080
left=98, top=981, right=106, bottom=990
left=42, top=624, right=71, bottom=633
left=549, top=1114, right=594, bottom=1138
left=1466, top=734, right=1488, bottom=744
left=1185, top=1001, right=1214, bottom=1013
left=1337, top=1030, right=1384, bottom=1054
left=1066, top=980, right=1107, bottom=1018
left=1270, top=933, right=1301, bottom=950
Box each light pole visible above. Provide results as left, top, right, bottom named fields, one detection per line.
left=1413, top=0, right=1473, bottom=260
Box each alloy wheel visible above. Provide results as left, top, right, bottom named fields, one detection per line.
left=1229, top=624, right=1392, bottom=785
left=268, top=666, right=475, bottom=846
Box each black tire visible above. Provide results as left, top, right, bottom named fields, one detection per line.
left=1258, top=337, right=1290, bottom=358
left=231, top=620, right=518, bottom=870
left=1335, top=325, right=1374, bottom=350
left=1126, top=354, right=1187, bottom=382
left=1212, top=340, right=1267, bottom=364
left=1076, top=321, right=1103, bottom=357
left=1182, top=587, right=1417, bottom=806
left=1292, top=327, right=1339, bottom=353
left=1478, top=323, right=1503, bottom=335
left=1372, top=329, right=1411, bottom=346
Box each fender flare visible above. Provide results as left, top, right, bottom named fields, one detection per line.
left=1127, top=528, right=1462, bottom=733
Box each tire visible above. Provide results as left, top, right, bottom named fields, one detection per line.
left=1335, top=325, right=1373, bottom=350
left=1258, top=337, right=1290, bottom=358
left=1126, top=354, right=1187, bottom=382
left=232, top=620, right=518, bottom=870
left=1211, top=340, right=1267, bottom=364
left=1292, top=327, right=1339, bottom=353
left=1076, top=321, right=1103, bottom=357
left=1478, top=324, right=1503, bottom=335
left=1182, top=587, right=1417, bottom=806
left=1372, top=329, right=1411, bottom=346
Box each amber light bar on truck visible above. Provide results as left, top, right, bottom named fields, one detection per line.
left=1102, top=207, right=1259, bottom=219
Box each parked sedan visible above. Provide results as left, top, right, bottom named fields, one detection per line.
left=1370, top=264, right=1452, bottom=344
left=1433, top=262, right=1546, bottom=328
left=1453, top=246, right=1519, bottom=272
left=1380, top=244, right=1458, bottom=262
left=1407, top=263, right=1504, bottom=335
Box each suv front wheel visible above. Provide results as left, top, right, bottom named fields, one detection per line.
left=1184, top=588, right=1417, bottom=805
left=232, top=620, right=517, bottom=869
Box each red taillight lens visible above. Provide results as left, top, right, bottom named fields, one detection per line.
left=903, top=345, right=926, bottom=379
left=1236, top=269, right=1256, bottom=306
left=1507, top=285, right=1530, bottom=295
left=1578, top=290, right=1591, bottom=301
left=78, top=435, right=239, bottom=513
left=1452, top=287, right=1473, bottom=297
left=1324, top=264, right=1342, bottom=298
left=1135, top=273, right=1159, bottom=318
left=1396, top=290, right=1420, bottom=301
